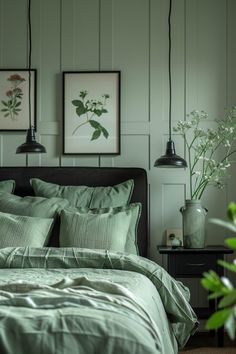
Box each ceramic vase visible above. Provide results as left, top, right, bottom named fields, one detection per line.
left=180, top=199, right=207, bottom=248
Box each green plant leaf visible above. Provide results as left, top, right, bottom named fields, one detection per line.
left=218, top=290, right=236, bottom=308
left=225, top=237, right=236, bottom=250
left=225, top=310, right=236, bottom=340
left=206, top=308, right=233, bottom=330
left=227, top=202, right=236, bottom=223
left=71, top=100, right=81, bottom=107
left=89, top=120, right=100, bottom=129
left=208, top=291, right=227, bottom=300
left=93, top=108, right=108, bottom=116
left=1, top=108, right=8, bottom=112
left=93, top=109, right=103, bottom=117
left=209, top=218, right=236, bottom=233
left=15, top=101, right=21, bottom=107
left=91, top=129, right=101, bottom=141
left=76, top=106, right=87, bottom=117
left=218, top=259, right=236, bottom=273
left=100, top=126, right=109, bottom=139
left=72, top=100, right=87, bottom=116
left=201, top=270, right=221, bottom=288
left=1, top=100, right=8, bottom=106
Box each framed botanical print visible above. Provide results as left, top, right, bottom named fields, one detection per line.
left=0, top=69, right=36, bottom=131
left=63, top=71, right=120, bottom=155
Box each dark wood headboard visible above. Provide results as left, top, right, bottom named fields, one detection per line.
left=0, top=167, right=148, bottom=257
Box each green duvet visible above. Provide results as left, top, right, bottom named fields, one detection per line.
left=0, top=247, right=198, bottom=354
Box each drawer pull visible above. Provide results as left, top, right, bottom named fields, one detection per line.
left=187, top=263, right=205, bottom=266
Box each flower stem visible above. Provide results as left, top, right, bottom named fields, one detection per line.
left=72, top=120, right=89, bottom=135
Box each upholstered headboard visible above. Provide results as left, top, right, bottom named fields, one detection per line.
left=0, top=167, right=148, bottom=257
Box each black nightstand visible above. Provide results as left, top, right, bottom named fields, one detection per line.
left=158, top=245, right=233, bottom=347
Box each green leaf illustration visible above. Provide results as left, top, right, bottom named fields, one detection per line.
left=71, top=90, right=110, bottom=139
left=72, top=100, right=87, bottom=116
left=1, top=100, right=8, bottom=107
left=71, top=100, right=81, bottom=106
left=100, top=126, right=109, bottom=138
left=91, top=129, right=101, bottom=141
left=94, top=108, right=108, bottom=117
left=76, top=106, right=87, bottom=117
left=89, top=120, right=100, bottom=129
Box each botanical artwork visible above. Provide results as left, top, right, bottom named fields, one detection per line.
left=1, top=74, right=25, bottom=120
left=63, top=71, right=120, bottom=155
left=71, top=90, right=110, bottom=141
left=0, top=69, right=36, bottom=131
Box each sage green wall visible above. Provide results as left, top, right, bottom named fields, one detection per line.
left=0, top=0, right=236, bottom=270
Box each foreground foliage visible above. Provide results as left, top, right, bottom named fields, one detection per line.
left=201, top=202, right=236, bottom=339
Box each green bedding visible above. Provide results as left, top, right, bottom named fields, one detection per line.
left=0, top=247, right=198, bottom=354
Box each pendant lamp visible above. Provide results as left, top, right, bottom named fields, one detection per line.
left=16, top=0, right=46, bottom=154
left=154, top=0, right=187, bottom=168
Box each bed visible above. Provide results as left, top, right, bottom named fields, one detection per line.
left=0, top=167, right=198, bottom=354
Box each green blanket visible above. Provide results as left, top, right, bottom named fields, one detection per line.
left=0, top=247, right=198, bottom=354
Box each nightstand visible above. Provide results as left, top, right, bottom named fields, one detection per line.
left=158, top=245, right=233, bottom=347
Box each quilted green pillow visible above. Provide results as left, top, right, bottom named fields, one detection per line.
left=59, top=206, right=135, bottom=252
left=0, top=180, right=15, bottom=193
left=0, top=192, right=69, bottom=218
left=30, top=178, right=134, bottom=208
left=60, top=203, right=141, bottom=254
left=0, top=211, right=53, bottom=247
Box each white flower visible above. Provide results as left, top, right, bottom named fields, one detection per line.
left=221, top=276, right=234, bottom=290
left=174, top=106, right=236, bottom=199
left=224, top=140, right=230, bottom=147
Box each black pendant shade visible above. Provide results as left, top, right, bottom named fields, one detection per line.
left=16, top=0, right=46, bottom=154
left=154, top=0, right=187, bottom=168
left=16, top=127, right=46, bottom=154
left=154, top=140, right=187, bottom=168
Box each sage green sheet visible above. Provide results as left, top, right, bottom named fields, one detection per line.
left=0, top=247, right=198, bottom=354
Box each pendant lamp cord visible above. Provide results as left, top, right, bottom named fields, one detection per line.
left=28, top=0, right=32, bottom=128
left=168, top=0, right=172, bottom=142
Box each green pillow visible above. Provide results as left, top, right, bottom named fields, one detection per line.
left=0, top=192, right=69, bottom=218
left=0, top=180, right=15, bottom=193
left=30, top=178, right=134, bottom=208
left=0, top=211, right=53, bottom=247
left=123, top=203, right=141, bottom=255
left=59, top=206, right=135, bottom=252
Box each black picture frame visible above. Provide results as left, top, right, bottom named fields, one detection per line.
left=63, top=71, right=120, bottom=155
left=0, top=69, right=36, bottom=131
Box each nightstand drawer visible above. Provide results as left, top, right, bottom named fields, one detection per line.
left=169, top=254, right=218, bottom=276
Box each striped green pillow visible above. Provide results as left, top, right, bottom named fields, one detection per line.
left=30, top=178, right=134, bottom=208
left=0, top=211, right=53, bottom=247
left=0, top=180, right=15, bottom=193
left=59, top=206, right=135, bottom=252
